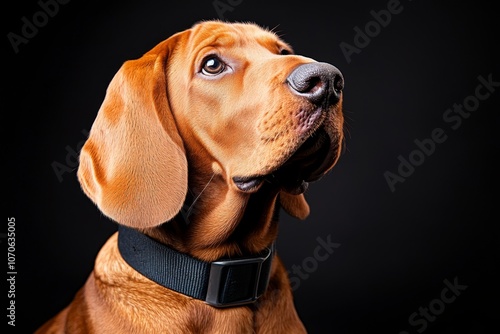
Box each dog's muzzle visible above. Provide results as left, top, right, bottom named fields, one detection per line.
left=232, top=62, right=344, bottom=194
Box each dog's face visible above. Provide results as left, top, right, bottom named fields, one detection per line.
left=168, top=21, right=344, bottom=195
left=77, top=21, right=344, bottom=228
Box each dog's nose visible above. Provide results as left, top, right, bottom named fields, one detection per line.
left=286, top=62, right=344, bottom=106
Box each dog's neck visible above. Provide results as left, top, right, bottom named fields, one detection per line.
left=145, top=173, right=280, bottom=262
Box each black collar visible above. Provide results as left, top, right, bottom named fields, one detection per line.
left=117, top=225, right=274, bottom=308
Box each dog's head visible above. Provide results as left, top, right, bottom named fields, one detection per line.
left=78, top=21, right=344, bottom=229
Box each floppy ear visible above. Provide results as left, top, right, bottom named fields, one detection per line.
left=279, top=192, right=310, bottom=220
left=77, top=33, right=188, bottom=228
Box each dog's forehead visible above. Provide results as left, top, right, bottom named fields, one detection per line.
left=188, top=21, right=288, bottom=52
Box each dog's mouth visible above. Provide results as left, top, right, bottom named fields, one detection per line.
left=233, top=127, right=336, bottom=194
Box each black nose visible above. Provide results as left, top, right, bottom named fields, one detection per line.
left=286, top=62, right=344, bottom=106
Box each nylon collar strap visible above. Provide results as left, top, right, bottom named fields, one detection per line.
left=117, top=225, right=274, bottom=308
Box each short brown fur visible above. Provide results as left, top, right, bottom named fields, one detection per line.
left=37, top=21, right=344, bottom=333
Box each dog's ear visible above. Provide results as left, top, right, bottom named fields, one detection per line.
left=78, top=32, right=189, bottom=228
left=279, top=192, right=310, bottom=220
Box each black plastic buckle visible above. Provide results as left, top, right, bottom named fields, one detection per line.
left=205, top=246, right=273, bottom=308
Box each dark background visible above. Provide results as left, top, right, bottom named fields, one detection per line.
left=5, top=0, right=499, bottom=333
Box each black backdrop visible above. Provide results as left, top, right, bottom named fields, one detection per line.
left=5, top=0, right=499, bottom=333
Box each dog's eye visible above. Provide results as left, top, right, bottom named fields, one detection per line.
left=201, top=56, right=226, bottom=75
left=279, top=48, right=292, bottom=55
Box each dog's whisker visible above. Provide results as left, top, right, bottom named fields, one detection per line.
left=186, top=172, right=216, bottom=218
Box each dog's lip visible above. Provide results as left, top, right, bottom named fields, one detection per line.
left=231, top=175, right=307, bottom=195
left=232, top=176, right=266, bottom=193
left=269, top=128, right=331, bottom=193
left=232, top=127, right=332, bottom=194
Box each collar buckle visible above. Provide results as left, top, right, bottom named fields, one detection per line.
left=205, top=246, right=274, bottom=308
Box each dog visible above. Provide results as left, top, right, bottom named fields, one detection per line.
left=36, top=20, right=344, bottom=333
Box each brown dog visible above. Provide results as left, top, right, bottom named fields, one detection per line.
left=36, top=20, right=344, bottom=333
